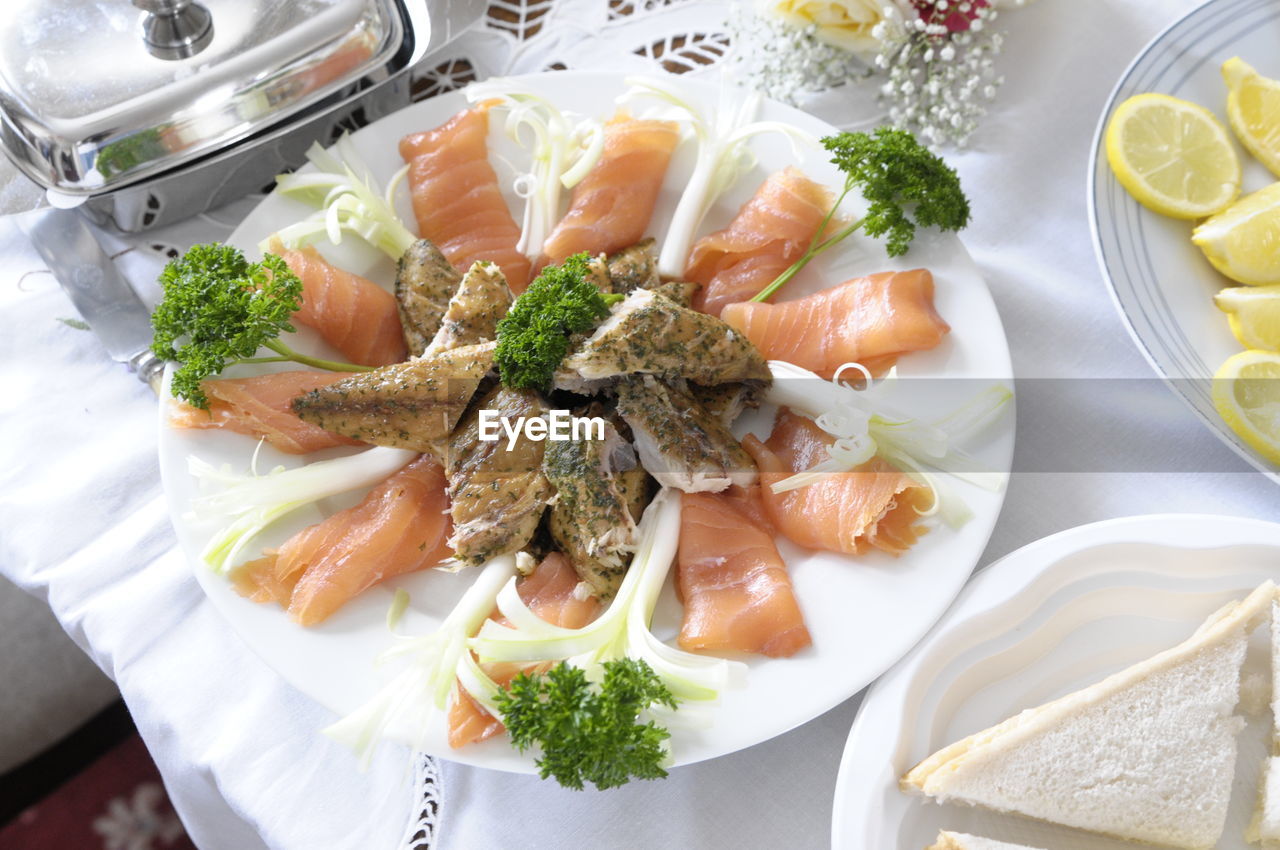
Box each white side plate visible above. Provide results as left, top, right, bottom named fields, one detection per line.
left=834, top=513, right=1280, bottom=848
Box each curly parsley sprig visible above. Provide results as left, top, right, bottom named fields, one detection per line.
left=495, top=252, right=623, bottom=391
left=751, top=127, right=970, bottom=302
left=496, top=658, right=677, bottom=791
left=151, top=243, right=371, bottom=409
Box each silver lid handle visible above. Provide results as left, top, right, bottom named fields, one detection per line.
left=133, top=0, right=214, bottom=60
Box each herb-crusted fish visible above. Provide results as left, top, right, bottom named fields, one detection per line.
left=615, top=375, right=756, bottom=493
left=605, top=239, right=660, bottom=294
left=446, top=386, right=552, bottom=565
left=396, top=238, right=462, bottom=357
left=648, top=280, right=698, bottom=308
left=422, top=260, right=512, bottom=357
left=558, top=288, right=771, bottom=387
left=690, top=381, right=758, bottom=426
left=606, top=239, right=696, bottom=305
left=544, top=419, right=646, bottom=597
left=290, top=341, right=495, bottom=451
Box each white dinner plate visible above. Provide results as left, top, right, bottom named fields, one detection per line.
left=832, top=513, right=1280, bottom=849
left=1089, top=0, right=1280, bottom=484
left=158, top=71, right=1014, bottom=773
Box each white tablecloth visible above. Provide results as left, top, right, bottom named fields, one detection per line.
left=3, top=1, right=1278, bottom=848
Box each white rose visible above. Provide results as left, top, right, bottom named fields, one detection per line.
left=757, top=0, right=913, bottom=59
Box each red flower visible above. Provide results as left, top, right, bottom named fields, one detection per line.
left=912, top=0, right=989, bottom=33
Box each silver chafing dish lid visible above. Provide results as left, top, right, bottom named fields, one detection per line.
left=0, top=0, right=428, bottom=196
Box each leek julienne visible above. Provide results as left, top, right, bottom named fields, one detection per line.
left=325, top=554, right=520, bottom=769
left=269, top=134, right=417, bottom=260
left=466, top=80, right=605, bottom=259
left=468, top=488, right=743, bottom=703
left=327, top=490, right=744, bottom=769
left=623, top=74, right=813, bottom=279
left=187, top=446, right=417, bottom=574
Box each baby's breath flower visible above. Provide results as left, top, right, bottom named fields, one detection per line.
left=727, top=0, right=1014, bottom=145
left=725, top=1, right=871, bottom=105
left=868, top=0, right=1008, bottom=145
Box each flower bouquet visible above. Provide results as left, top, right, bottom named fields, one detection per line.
left=727, top=0, right=1035, bottom=146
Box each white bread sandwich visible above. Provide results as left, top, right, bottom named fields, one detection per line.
left=926, top=830, right=1047, bottom=850
left=1251, top=759, right=1280, bottom=848
left=1247, top=599, right=1280, bottom=847
left=902, top=581, right=1277, bottom=850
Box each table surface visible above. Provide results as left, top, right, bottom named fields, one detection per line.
left=3, top=1, right=1279, bottom=848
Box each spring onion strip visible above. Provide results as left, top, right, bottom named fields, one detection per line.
left=386, top=589, right=410, bottom=631
left=455, top=650, right=504, bottom=718
left=466, top=80, right=605, bottom=258
left=763, top=361, right=1011, bottom=525
left=325, top=554, right=518, bottom=768
left=623, top=74, right=813, bottom=279
left=269, top=134, right=417, bottom=260
left=468, top=489, right=743, bottom=703
left=187, top=446, right=416, bottom=574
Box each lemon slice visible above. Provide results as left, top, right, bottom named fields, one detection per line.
left=1192, top=182, right=1280, bottom=286
left=1105, top=92, right=1241, bottom=219
left=1224, top=57, right=1280, bottom=177
left=1215, top=285, right=1280, bottom=350
left=1213, top=350, right=1280, bottom=464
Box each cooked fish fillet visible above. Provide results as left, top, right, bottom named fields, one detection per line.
left=584, top=253, right=612, bottom=294
left=615, top=375, right=756, bottom=493
left=605, top=238, right=696, bottom=305
left=446, top=385, right=552, bottom=566
left=648, top=280, right=698, bottom=308
left=559, top=288, right=771, bottom=387
left=606, top=239, right=660, bottom=293
left=396, top=238, right=462, bottom=356
left=544, top=419, right=646, bottom=597
left=689, top=381, right=757, bottom=426
left=291, top=341, right=494, bottom=452
left=422, top=261, right=512, bottom=357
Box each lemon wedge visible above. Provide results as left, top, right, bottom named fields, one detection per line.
left=1215, top=285, right=1280, bottom=351
left=1192, top=182, right=1280, bottom=285
left=1224, top=57, right=1280, bottom=177
left=1105, top=92, right=1241, bottom=219
left=1213, top=350, right=1280, bottom=464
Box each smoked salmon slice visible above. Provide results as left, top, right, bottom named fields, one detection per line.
left=720, top=481, right=775, bottom=535
left=743, top=409, right=931, bottom=556
left=676, top=492, right=811, bottom=658
left=510, top=551, right=601, bottom=630
left=542, top=112, right=680, bottom=264
left=447, top=552, right=600, bottom=748
left=720, top=270, right=949, bottom=378
left=270, top=239, right=407, bottom=367
left=399, top=107, right=532, bottom=293
left=230, top=455, right=452, bottom=626
left=168, top=370, right=363, bottom=454
left=685, top=168, right=834, bottom=317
